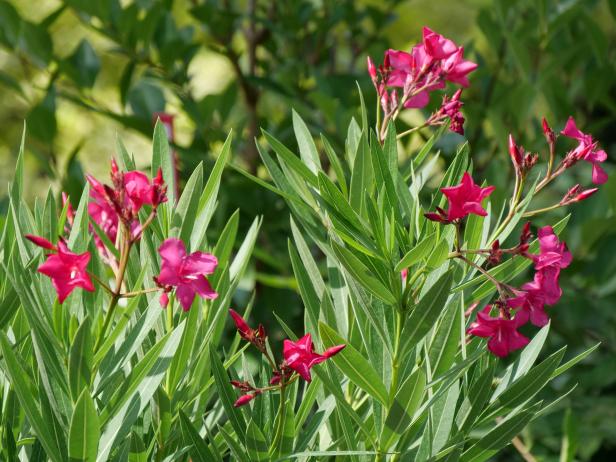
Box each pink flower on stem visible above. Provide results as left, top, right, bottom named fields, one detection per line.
left=25, top=235, right=94, bottom=303
left=155, top=238, right=218, bottom=311
left=283, top=334, right=345, bottom=382
left=561, top=117, right=608, bottom=184
left=426, top=172, right=495, bottom=223
left=467, top=305, right=529, bottom=357
left=534, top=226, right=572, bottom=272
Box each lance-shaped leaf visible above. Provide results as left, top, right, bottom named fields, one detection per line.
left=69, top=390, right=100, bottom=461
left=399, top=273, right=453, bottom=357
left=178, top=410, right=216, bottom=461
left=380, top=368, right=427, bottom=450
left=69, top=316, right=93, bottom=402
left=0, top=332, right=63, bottom=462
left=319, top=322, right=389, bottom=406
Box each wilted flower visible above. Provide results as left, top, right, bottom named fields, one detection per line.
left=25, top=235, right=94, bottom=303
left=283, top=334, right=345, bottom=382
left=155, top=238, right=218, bottom=311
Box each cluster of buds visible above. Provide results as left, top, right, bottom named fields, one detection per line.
left=486, top=222, right=533, bottom=266
left=508, top=134, right=538, bottom=178
left=368, top=27, right=477, bottom=140
left=86, top=159, right=167, bottom=247
left=229, top=309, right=345, bottom=407
left=426, top=89, right=465, bottom=134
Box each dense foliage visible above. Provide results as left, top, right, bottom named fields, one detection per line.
left=0, top=0, right=614, bottom=460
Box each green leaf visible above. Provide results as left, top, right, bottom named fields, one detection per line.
left=178, top=410, right=216, bottom=461
left=331, top=242, right=396, bottom=305
left=460, top=403, right=541, bottom=462
left=380, top=368, right=427, bottom=450
left=247, top=419, right=269, bottom=461
left=484, top=347, right=565, bottom=417
left=69, top=317, right=93, bottom=402
left=64, top=39, right=100, bottom=88
left=152, top=119, right=176, bottom=205
left=551, top=342, right=600, bottom=379
left=292, top=109, right=320, bottom=174
left=349, top=132, right=373, bottom=212
left=395, top=232, right=436, bottom=272
left=210, top=348, right=246, bottom=440
left=97, top=322, right=185, bottom=461
left=69, top=390, right=100, bottom=461
left=263, top=129, right=318, bottom=188
left=190, top=131, right=233, bottom=249
left=400, top=273, right=453, bottom=357
left=173, top=162, right=203, bottom=242
left=319, top=322, right=389, bottom=406
left=0, top=332, right=63, bottom=462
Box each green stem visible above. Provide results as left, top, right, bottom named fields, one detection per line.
left=271, top=380, right=287, bottom=453
left=522, top=202, right=562, bottom=217
left=165, top=298, right=174, bottom=395
left=490, top=177, right=525, bottom=243
left=396, top=123, right=427, bottom=140
left=93, top=295, right=119, bottom=352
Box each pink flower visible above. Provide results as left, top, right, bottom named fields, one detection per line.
left=155, top=238, right=218, bottom=311
left=282, top=334, right=345, bottom=382
left=467, top=305, right=529, bottom=357
left=25, top=235, right=94, bottom=303
left=438, top=172, right=495, bottom=222
left=124, top=171, right=156, bottom=213
left=440, top=47, right=477, bottom=87
left=507, top=278, right=550, bottom=327
left=534, top=226, right=572, bottom=272
left=422, top=27, right=458, bottom=59
left=561, top=117, right=608, bottom=184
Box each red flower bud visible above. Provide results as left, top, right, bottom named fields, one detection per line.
left=542, top=117, right=556, bottom=144
left=508, top=134, right=522, bottom=170
left=574, top=187, right=598, bottom=202
left=160, top=292, right=169, bottom=309
left=25, top=234, right=56, bottom=251
left=367, top=56, right=377, bottom=83
left=233, top=393, right=259, bottom=407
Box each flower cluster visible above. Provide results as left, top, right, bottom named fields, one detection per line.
left=25, top=161, right=218, bottom=313
left=368, top=27, right=477, bottom=138
left=86, top=159, right=167, bottom=261
left=468, top=226, right=571, bottom=357
left=229, top=309, right=345, bottom=407
left=422, top=117, right=607, bottom=357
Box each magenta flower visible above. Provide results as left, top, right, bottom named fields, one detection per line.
left=87, top=175, right=119, bottom=244
left=25, top=235, right=94, bottom=303
left=282, top=334, right=345, bottom=382
left=561, top=117, right=608, bottom=184
left=427, top=172, right=495, bottom=223
left=534, top=226, right=572, bottom=272
left=441, top=47, right=477, bottom=87
left=422, top=27, right=458, bottom=59
left=507, top=278, right=551, bottom=327
left=155, top=238, right=218, bottom=311
left=467, top=305, right=529, bottom=357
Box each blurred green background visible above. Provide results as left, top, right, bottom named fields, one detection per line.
left=0, top=0, right=615, bottom=460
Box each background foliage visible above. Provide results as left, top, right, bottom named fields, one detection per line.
left=0, top=0, right=614, bottom=459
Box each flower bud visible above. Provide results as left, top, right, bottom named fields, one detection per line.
left=542, top=117, right=556, bottom=145
left=233, top=393, right=258, bottom=407
left=574, top=187, right=599, bottom=202
left=160, top=292, right=169, bottom=309
left=367, top=56, right=377, bottom=84
left=508, top=134, right=522, bottom=170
